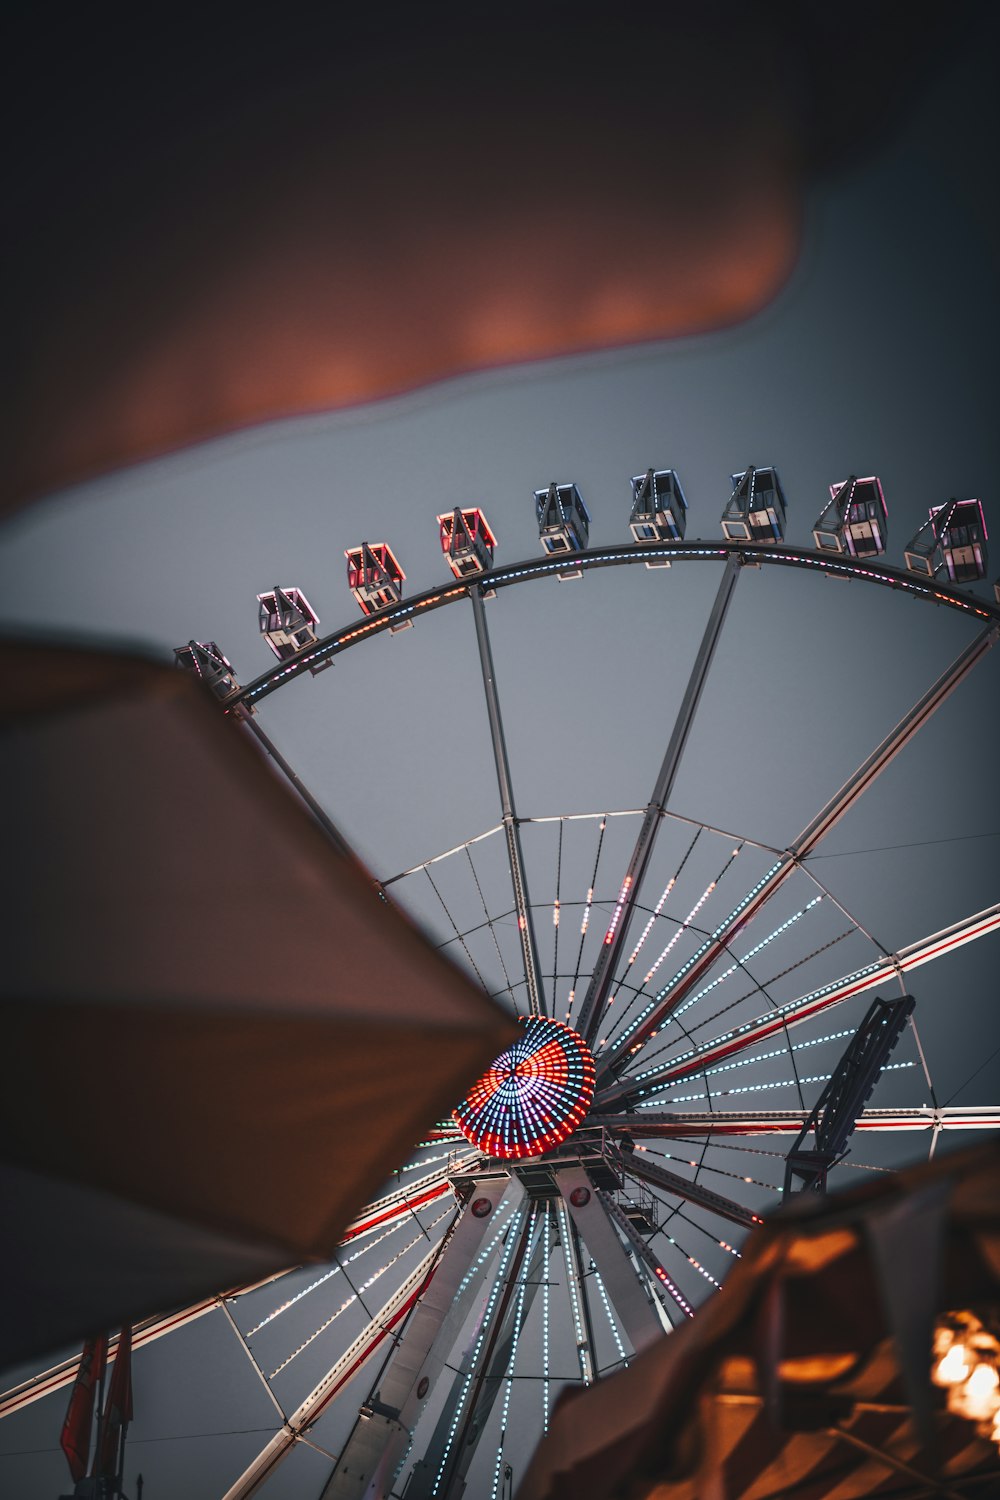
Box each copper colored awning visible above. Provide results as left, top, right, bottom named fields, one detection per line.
left=0, top=639, right=516, bottom=1369
left=517, top=1142, right=1000, bottom=1500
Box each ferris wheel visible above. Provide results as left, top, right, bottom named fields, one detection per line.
left=6, top=470, right=999, bottom=1499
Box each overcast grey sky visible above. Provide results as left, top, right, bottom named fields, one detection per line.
left=1, top=28, right=998, bottom=1500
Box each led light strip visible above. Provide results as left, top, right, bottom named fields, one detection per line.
left=490, top=1207, right=537, bottom=1500
left=432, top=1204, right=528, bottom=1495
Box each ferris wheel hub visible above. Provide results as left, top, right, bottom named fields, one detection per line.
left=453, top=1016, right=596, bottom=1160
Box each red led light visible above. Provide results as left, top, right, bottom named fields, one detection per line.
left=453, top=1017, right=596, bottom=1160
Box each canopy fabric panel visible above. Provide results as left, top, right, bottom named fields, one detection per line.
left=517, top=1142, right=1000, bottom=1500
left=0, top=639, right=516, bottom=1370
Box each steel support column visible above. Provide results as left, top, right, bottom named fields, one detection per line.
left=405, top=1202, right=537, bottom=1499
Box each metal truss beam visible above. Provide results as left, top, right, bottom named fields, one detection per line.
left=434, top=1212, right=546, bottom=1500
left=471, top=585, right=545, bottom=1016
left=557, top=1165, right=665, bottom=1354
left=618, top=1148, right=760, bottom=1231
left=575, top=555, right=740, bottom=1046
left=783, top=993, right=915, bottom=1194
left=595, top=622, right=999, bottom=1087
left=597, top=900, right=1000, bottom=1113
left=321, top=1175, right=517, bottom=1500
left=588, top=1107, right=1000, bottom=1138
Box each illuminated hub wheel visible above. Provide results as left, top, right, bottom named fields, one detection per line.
left=453, top=1016, right=596, bottom=1159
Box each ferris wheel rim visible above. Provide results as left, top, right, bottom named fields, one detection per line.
left=229, top=538, right=1000, bottom=711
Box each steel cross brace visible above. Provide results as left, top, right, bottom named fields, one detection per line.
left=574, top=554, right=740, bottom=1046
left=594, top=621, right=999, bottom=1088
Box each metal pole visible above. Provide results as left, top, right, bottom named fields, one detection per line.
left=470, top=586, right=545, bottom=1016
left=575, top=554, right=740, bottom=1045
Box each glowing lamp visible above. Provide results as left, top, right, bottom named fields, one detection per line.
left=932, top=1313, right=1000, bottom=1450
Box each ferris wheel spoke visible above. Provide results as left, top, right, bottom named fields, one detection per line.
left=562, top=815, right=609, bottom=1026
left=596, top=838, right=740, bottom=1054
left=597, top=901, right=1000, bottom=1111
left=576, top=555, right=741, bottom=1047
left=599, top=875, right=818, bottom=1077
left=338, top=1157, right=478, bottom=1246
left=594, top=621, right=1000, bottom=1087
left=615, top=1146, right=760, bottom=1230
left=269, top=1205, right=457, bottom=1381
left=593, top=1106, right=1000, bottom=1137
left=470, top=585, right=546, bottom=1017
left=422, top=863, right=495, bottom=1003
left=465, top=844, right=519, bottom=1008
